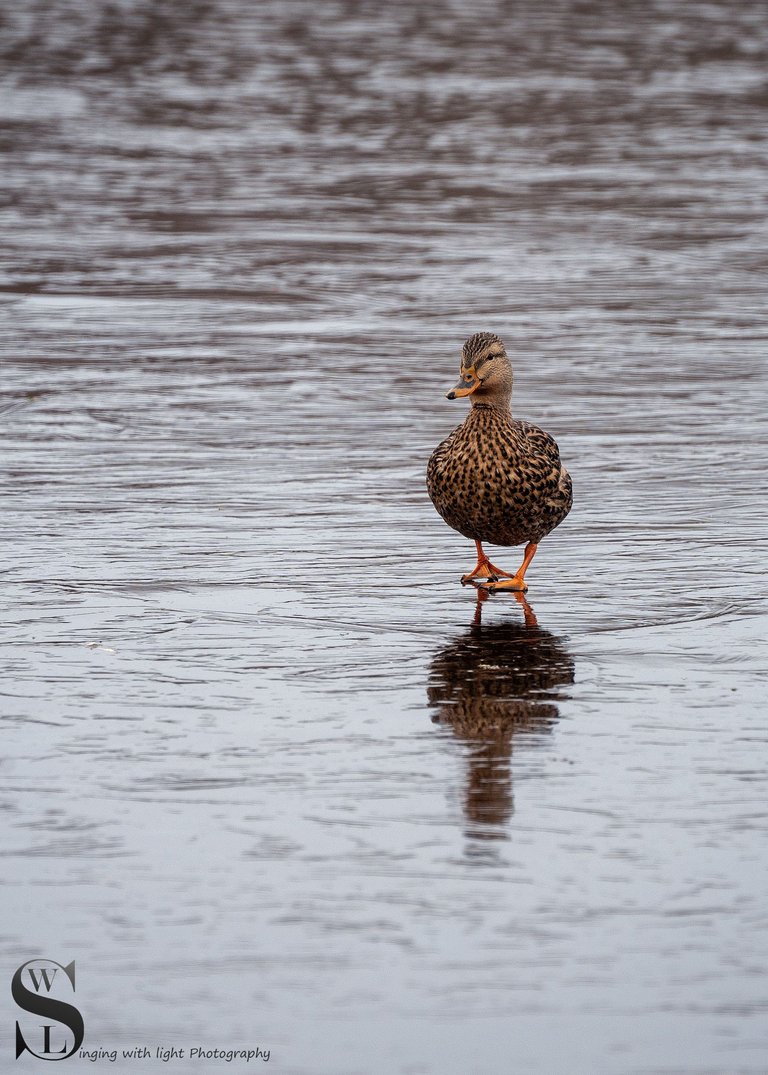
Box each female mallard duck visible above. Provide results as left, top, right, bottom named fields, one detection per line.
left=426, top=332, right=572, bottom=592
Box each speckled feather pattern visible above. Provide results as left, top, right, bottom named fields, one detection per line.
left=461, top=331, right=502, bottom=365
left=427, top=403, right=572, bottom=548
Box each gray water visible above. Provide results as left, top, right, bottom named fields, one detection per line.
left=2, top=2, right=768, bottom=1073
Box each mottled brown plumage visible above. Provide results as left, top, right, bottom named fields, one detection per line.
left=426, top=332, right=572, bottom=591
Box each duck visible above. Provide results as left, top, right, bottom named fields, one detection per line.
left=426, top=332, right=572, bottom=592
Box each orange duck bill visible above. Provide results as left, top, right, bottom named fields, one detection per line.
left=446, top=367, right=481, bottom=399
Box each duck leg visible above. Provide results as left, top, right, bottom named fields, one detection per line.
left=461, top=540, right=516, bottom=585
left=479, top=542, right=538, bottom=594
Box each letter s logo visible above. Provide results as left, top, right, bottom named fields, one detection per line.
left=11, top=959, right=84, bottom=1060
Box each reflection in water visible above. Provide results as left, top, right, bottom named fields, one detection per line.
left=428, top=593, right=574, bottom=842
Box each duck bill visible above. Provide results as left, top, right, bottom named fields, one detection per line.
left=446, top=370, right=480, bottom=399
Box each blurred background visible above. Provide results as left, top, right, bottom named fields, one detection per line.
left=2, top=2, right=768, bottom=1073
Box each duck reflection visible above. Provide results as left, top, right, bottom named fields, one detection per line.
left=428, top=591, right=574, bottom=841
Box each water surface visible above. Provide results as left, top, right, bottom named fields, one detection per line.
left=2, top=2, right=768, bottom=1072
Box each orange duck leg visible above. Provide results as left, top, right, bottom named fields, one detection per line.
left=460, top=540, right=516, bottom=584
left=478, top=542, right=538, bottom=594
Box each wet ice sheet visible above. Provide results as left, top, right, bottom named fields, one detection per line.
left=2, top=2, right=768, bottom=1073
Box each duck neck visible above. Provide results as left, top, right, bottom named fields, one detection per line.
left=471, top=390, right=512, bottom=415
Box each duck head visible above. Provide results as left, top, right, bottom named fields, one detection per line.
left=447, top=332, right=513, bottom=406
